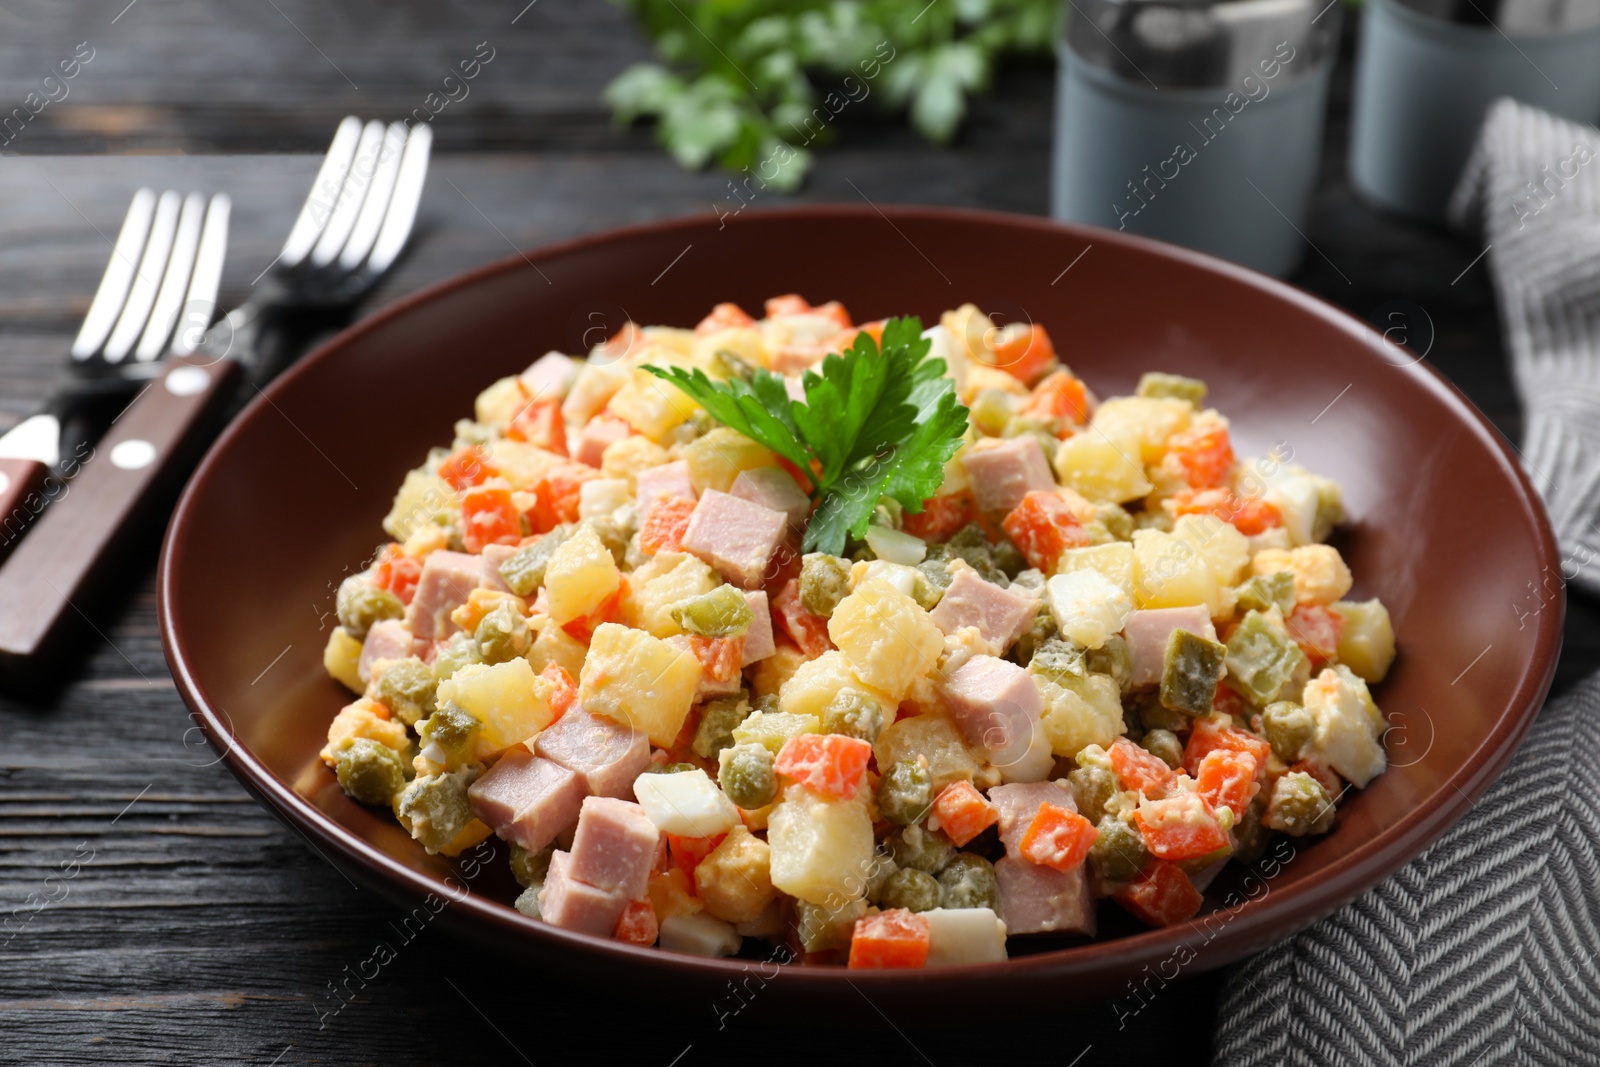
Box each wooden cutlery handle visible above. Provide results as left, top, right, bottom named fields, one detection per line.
left=0, top=355, right=241, bottom=678
left=0, top=456, right=52, bottom=567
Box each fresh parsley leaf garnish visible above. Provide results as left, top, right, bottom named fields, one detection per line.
left=642, top=315, right=970, bottom=556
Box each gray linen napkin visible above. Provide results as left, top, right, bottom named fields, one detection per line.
left=1210, top=98, right=1600, bottom=1065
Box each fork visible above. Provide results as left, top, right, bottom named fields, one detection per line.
left=0, top=117, right=432, bottom=677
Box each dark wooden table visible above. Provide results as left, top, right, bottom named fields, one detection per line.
left=0, top=2, right=1591, bottom=1064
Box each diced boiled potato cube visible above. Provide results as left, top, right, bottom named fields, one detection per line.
left=528, top=616, right=587, bottom=680
left=1173, top=514, right=1251, bottom=588
left=749, top=643, right=809, bottom=702
left=578, top=478, right=633, bottom=522
left=323, top=628, right=364, bottom=693
left=828, top=579, right=944, bottom=702
left=767, top=787, right=875, bottom=906
left=383, top=468, right=455, bottom=541
left=694, top=826, right=776, bottom=924
left=640, top=327, right=696, bottom=355
left=1036, top=672, right=1124, bottom=758
left=486, top=440, right=565, bottom=492
left=1303, top=667, right=1386, bottom=788
left=1046, top=569, right=1133, bottom=650
left=874, top=713, right=982, bottom=789
left=475, top=375, right=531, bottom=429
left=578, top=623, right=702, bottom=746
left=691, top=326, right=766, bottom=371
left=562, top=361, right=630, bottom=425
left=544, top=524, right=622, bottom=625
left=849, top=560, right=923, bottom=599
left=1332, top=599, right=1396, bottom=683
left=634, top=767, right=740, bottom=836
left=1056, top=541, right=1135, bottom=597
left=1133, top=529, right=1219, bottom=613
left=963, top=363, right=1029, bottom=399
left=732, top=710, right=820, bottom=754
left=1254, top=545, right=1353, bottom=606
left=923, top=907, right=1007, bottom=966
left=1053, top=431, right=1154, bottom=503
left=1090, top=396, right=1193, bottom=463
left=437, top=659, right=555, bottom=759
left=607, top=367, right=698, bottom=442
left=620, top=554, right=719, bottom=638
left=659, top=911, right=742, bottom=957
left=683, top=428, right=777, bottom=495
left=601, top=435, right=671, bottom=485
left=779, top=650, right=896, bottom=722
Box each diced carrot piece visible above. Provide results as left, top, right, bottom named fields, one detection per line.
left=437, top=444, right=495, bottom=490
left=689, top=635, right=744, bottom=683
left=902, top=491, right=978, bottom=543
left=1133, top=793, right=1229, bottom=861
left=1289, top=756, right=1343, bottom=797
left=983, top=323, right=1057, bottom=385
left=1165, top=424, right=1235, bottom=489
left=524, top=466, right=590, bottom=533
left=811, top=300, right=852, bottom=329
left=771, top=578, right=834, bottom=658
left=929, top=780, right=999, bottom=846
left=774, top=733, right=872, bottom=800
left=1021, top=370, right=1090, bottom=429
left=1195, top=749, right=1261, bottom=819
left=1212, top=684, right=1248, bottom=720
left=560, top=583, right=623, bottom=644
left=848, top=909, right=930, bottom=969
left=1287, top=605, right=1343, bottom=663
left=1170, top=487, right=1281, bottom=536
left=372, top=544, right=423, bottom=605
left=774, top=455, right=815, bottom=495
left=1182, top=716, right=1272, bottom=777
left=539, top=663, right=578, bottom=720
left=764, top=294, right=812, bottom=318
left=1114, top=861, right=1203, bottom=927
left=842, top=319, right=887, bottom=347
left=597, top=322, right=642, bottom=361
left=638, top=496, right=696, bottom=555
left=1002, top=490, right=1091, bottom=572
left=666, top=833, right=727, bottom=882
left=613, top=898, right=659, bottom=945
left=507, top=396, right=567, bottom=457
left=1109, top=736, right=1177, bottom=798
left=461, top=483, right=521, bottom=552
left=695, top=301, right=756, bottom=335
left=1019, top=802, right=1099, bottom=873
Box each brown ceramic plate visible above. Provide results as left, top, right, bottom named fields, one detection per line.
left=159, top=205, right=1561, bottom=1006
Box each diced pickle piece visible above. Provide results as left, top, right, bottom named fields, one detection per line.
left=431, top=631, right=480, bottom=682
left=337, top=576, right=404, bottom=639
left=1232, top=797, right=1269, bottom=866
left=335, top=738, right=407, bottom=806
left=1089, top=814, right=1151, bottom=882
left=371, top=657, right=437, bottom=727
left=794, top=896, right=868, bottom=953
left=474, top=601, right=530, bottom=664
left=717, top=742, right=776, bottom=809
left=1135, top=693, right=1189, bottom=735
left=731, top=710, right=819, bottom=754
left=417, top=701, right=481, bottom=768
left=915, top=559, right=953, bottom=606
left=886, top=824, right=956, bottom=874
left=1028, top=638, right=1087, bottom=685
left=1160, top=629, right=1227, bottom=716
left=1136, top=372, right=1207, bottom=406
left=497, top=526, right=572, bottom=597
left=820, top=688, right=886, bottom=743
left=1262, top=700, right=1315, bottom=763
left=799, top=553, right=852, bottom=619
left=1225, top=610, right=1308, bottom=706
left=1010, top=608, right=1058, bottom=668
left=937, top=853, right=999, bottom=910
left=1067, top=763, right=1117, bottom=826
left=671, top=584, right=756, bottom=637
left=691, top=694, right=753, bottom=760
left=879, top=868, right=942, bottom=913
left=1085, top=634, right=1133, bottom=693
left=1236, top=571, right=1296, bottom=616
left=509, top=843, right=554, bottom=888
left=1263, top=771, right=1336, bottom=836
left=1141, top=728, right=1183, bottom=770
left=396, top=765, right=483, bottom=852
left=877, top=759, right=935, bottom=827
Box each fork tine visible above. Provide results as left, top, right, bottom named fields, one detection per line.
left=103, top=190, right=183, bottom=364
left=310, top=119, right=386, bottom=268
left=338, top=122, right=407, bottom=272
left=170, top=194, right=231, bottom=357
left=134, top=191, right=207, bottom=361
left=278, top=115, right=363, bottom=271
left=365, top=122, right=432, bottom=277
left=70, top=188, right=157, bottom=361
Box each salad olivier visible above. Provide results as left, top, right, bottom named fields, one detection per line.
left=321, top=295, right=1396, bottom=968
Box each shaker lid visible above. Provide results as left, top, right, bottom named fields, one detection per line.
left=1391, top=1, right=1600, bottom=36
left=1065, top=0, right=1341, bottom=90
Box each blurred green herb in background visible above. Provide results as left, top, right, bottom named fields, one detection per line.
left=605, top=0, right=1062, bottom=192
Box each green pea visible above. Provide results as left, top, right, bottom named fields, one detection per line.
left=1160, top=628, right=1228, bottom=716
left=509, top=843, right=553, bottom=889
left=497, top=526, right=572, bottom=597
left=395, top=766, right=482, bottom=852
left=691, top=694, right=752, bottom=760
left=1135, top=372, right=1207, bottom=406
left=879, top=868, right=942, bottom=913
left=1085, top=634, right=1133, bottom=693
left=937, top=854, right=999, bottom=910
left=932, top=525, right=1007, bottom=583
left=717, top=743, right=776, bottom=809
left=821, top=688, right=885, bottom=743
left=671, top=585, right=755, bottom=637
left=1263, top=771, right=1335, bottom=837
left=915, top=559, right=952, bottom=607
left=337, top=575, right=403, bottom=639
left=862, top=848, right=897, bottom=904
left=794, top=897, right=867, bottom=953
left=1225, top=610, right=1307, bottom=706
left=1089, top=815, right=1151, bottom=882
left=1010, top=608, right=1059, bottom=667
left=1262, top=700, right=1315, bottom=763
left=990, top=537, right=1026, bottom=579
left=475, top=601, right=530, bottom=664
left=1095, top=502, right=1135, bottom=542
left=1067, top=763, right=1117, bottom=826
left=1235, top=571, right=1296, bottom=617
left=431, top=631, right=481, bottom=683
left=335, top=738, right=407, bottom=806
left=1232, top=797, right=1270, bottom=866
left=641, top=761, right=698, bottom=775
left=876, top=759, right=934, bottom=827
left=1141, top=728, right=1184, bottom=770
left=799, top=553, right=852, bottom=619
left=513, top=885, right=543, bottom=919
left=372, top=657, right=437, bottom=727
left=418, top=701, right=480, bottom=766
left=886, top=824, right=955, bottom=874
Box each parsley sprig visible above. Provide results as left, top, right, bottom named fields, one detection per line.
left=642, top=316, right=969, bottom=555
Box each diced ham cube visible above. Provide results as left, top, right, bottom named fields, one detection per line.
left=478, top=543, right=519, bottom=593
left=929, top=569, right=1040, bottom=652
left=521, top=351, right=580, bottom=401
left=574, top=415, right=632, bottom=469
left=730, top=467, right=810, bottom=534
left=679, top=490, right=787, bottom=589
left=403, top=550, right=482, bottom=641
left=994, top=856, right=1096, bottom=936
left=569, top=796, right=661, bottom=900
left=634, top=460, right=696, bottom=515
left=357, top=618, right=425, bottom=684
left=740, top=590, right=775, bottom=665
left=960, top=436, right=1057, bottom=515
left=1123, top=607, right=1218, bottom=688
left=534, top=706, right=652, bottom=799
left=939, top=655, right=1044, bottom=767
left=467, top=748, right=586, bottom=853
left=540, top=849, right=629, bottom=936
left=988, top=780, right=1077, bottom=853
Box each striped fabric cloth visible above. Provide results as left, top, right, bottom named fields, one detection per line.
left=1211, top=99, right=1600, bottom=1065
